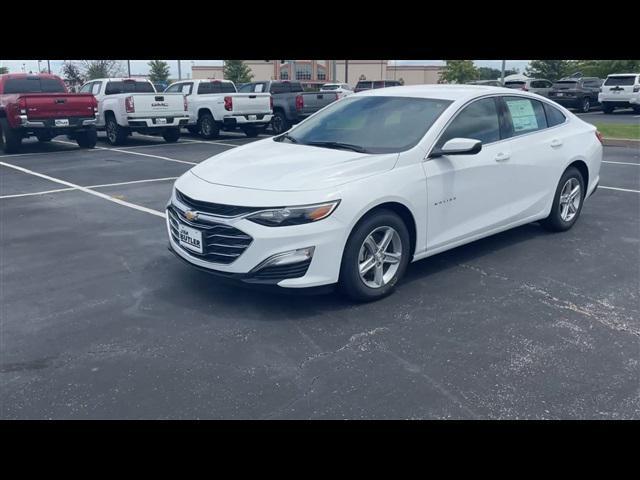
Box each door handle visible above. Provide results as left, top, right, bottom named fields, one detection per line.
left=494, top=152, right=511, bottom=162
left=550, top=139, right=563, bottom=148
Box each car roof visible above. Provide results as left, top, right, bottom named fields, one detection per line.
left=355, top=84, right=531, bottom=101
left=89, top=78, right=152, bottom=83
left=606, top=73, right=639, bottom=76
left=0, top=73, right=62, bottom=80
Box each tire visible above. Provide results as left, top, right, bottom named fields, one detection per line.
left=242, top=125, right=259, bottom=138
left=0, top=118, right=22, bottom=154
left=602, top=103, right=614, bottom=114
left=186, top=125, right=200, bottom=135
left=339, top=210, right=411, bottom=302
left=541, top=167, right=585, bottom=232
left=76, top=128, right=97, bottom=149
left=198, top=113, right=219, bottom=139
left=270, top=111, right=289, bottom=135
left=36, top=132, right=53, bottom=142
left=105, top=115, right=128, bottom=145
left=162, top=127, right=180, bottom=143
left=580, top=97, right=590, bottom=113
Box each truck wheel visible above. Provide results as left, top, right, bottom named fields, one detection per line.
left=36, top=132, right=53, bottom=142
left=0, top=118, right=22, bottom=154
left=198, top=113, right=219, bottom=139
left=241, top=125, right=259, bottom=138
left=271, top=111, right=289, bottom=135
left=76, top=128, right=97, bottom=149
left=162, top=128, right=181, bottom=143
left=186, top=125, right=200, bottom=135
left=602, top=103, right=614, bottom=114
left=105, top=116, right=128, bottom=145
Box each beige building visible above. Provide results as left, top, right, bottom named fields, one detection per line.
left=192, top=60, right=443, bottom=88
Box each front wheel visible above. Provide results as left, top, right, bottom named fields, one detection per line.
left=541, top=167, right=585, bottom=232
left=339, top=210, right=411, bottom=302
left=0, top=118, right=22, bottom=154
left=162, top=127, right=180, bottom=143
left=76, top=128, right=97, bottom=149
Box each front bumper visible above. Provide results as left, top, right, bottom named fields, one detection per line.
left=165, top=199, right=347, bottom=289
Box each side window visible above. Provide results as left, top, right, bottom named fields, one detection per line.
left=181, top=83, right=193, bottom=95
left=91, top=82, right=101, bottom=95
left=197, top=82, right=212, bottom=94
left=437, top=97, right=501, bottom=147
left=79, top=82, right=93, bottom=93
left=543, top=103, right=566, bottom=127
left=254, top=83, right=265, bottom=92
left=502, top=97, right=548, bottom=137
left=165, top=83, right=183, bottom=93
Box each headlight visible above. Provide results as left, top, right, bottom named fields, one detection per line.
left=246, top=201, right=340, bottom=227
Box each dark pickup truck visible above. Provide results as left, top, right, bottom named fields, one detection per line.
left=0, top=73, right=98, bottom=154
left=238, top=80, right=338, bottom=134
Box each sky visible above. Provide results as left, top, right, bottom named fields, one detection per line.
left=0, top=59, right=531, bottom=77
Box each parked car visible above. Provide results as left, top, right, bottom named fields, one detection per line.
left=166, top=85, right=602, bottom=301
left=165, top=79, right=272, bottom=138
left=320, top=83, right=354, bottom=98
left=353, top=80, right=402, bottom=93
left=238, top=80, right=338, bottom=135
left=80, top=78, right=189, bottom=145
left=548, top=76, right=602, bottom=113
left=504, top=78, right=553, bottom=97
left=598, top=73, right=640, bottom=114
left=0, top=73, right=98, bottom=154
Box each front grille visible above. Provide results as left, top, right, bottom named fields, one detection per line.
left=252, top=259, right=311, bottom=281
left=175, top=189, right=267, bottom=218
left=167, top=207, right=252, bottom=265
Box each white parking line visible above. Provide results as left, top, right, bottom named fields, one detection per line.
left=602, top=161, right=640, bottom=166
left=600, top=186, right=640, bottom=193
left=0, top=161, right=166, bottom=217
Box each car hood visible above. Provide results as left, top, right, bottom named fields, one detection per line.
left=190, top=139, right=399, bottom=192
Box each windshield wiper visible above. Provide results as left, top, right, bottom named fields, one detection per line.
left=307, top=141, right=369, bottom=153
left=275, top=133, right=298, bottom=144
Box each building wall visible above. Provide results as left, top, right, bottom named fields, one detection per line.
left=386, top=66, right=443, bottom=85
left=335, top=60, right=388, bottom=85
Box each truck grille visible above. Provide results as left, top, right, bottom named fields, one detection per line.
left=175, top=189, right=266, bottom=218
left=167, top=207, right=253, bottom=265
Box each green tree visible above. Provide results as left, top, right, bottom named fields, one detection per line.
left=0, top=66, right=8, bottom=75
left=440, top=60, right=478, bottom=84
left=223, top=60, right=254, bottom=84
left=62, top=62, right=85, bottom=85
left=477, top=66, right=519, bottom=81
left=148, top=60, right=171, bottom=83
left=574, top=60, right=640, bottom=78
left=525, top=60, right=577, bottom=81
left=80, top=60, right=124, bottom=80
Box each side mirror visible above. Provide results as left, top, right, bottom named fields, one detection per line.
left=429, top=138, right=482, bottom=158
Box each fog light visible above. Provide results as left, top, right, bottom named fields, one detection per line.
left=252, top=246, right=315, bottom=272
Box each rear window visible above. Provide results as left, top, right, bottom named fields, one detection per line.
left=3, top=77, right=66, bottom=94
left=505, top=81, right=525, bottom=89
left=604, top=76, right=637, bottom=86
left=290, top=82, right=304, bottom=93
left=373, top=81, right=385, bottom=88
left=356, top=81, right=372, bottom=89
left=321, top=84, right=339, bottom=90
left=270, top=82, right=290, bottom=94
left=197, top=81, right=237, bottom=94
left=105, top=81, right=156, bottom=95
left=553, top=81, right=579, bottom=88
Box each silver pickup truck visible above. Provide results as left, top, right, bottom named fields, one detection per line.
left=238, top=80, right=338, bottom=134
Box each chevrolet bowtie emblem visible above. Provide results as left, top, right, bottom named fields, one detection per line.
left=185, top=210, right=198, bottom=221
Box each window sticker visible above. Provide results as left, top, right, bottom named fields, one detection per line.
left=506, top=99, right=538, bottom=132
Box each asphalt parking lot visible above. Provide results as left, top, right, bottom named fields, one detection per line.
left=577, top=109, right=640, bottom=125
left=1, top=131, right=639, bottom=419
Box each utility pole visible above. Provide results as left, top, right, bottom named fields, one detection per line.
left=345, top=60, right=349, bottom=84
left=332, top=60, right=337, bottom=82
left=47, top=60, right=51, bottom=74
left=127, top=60, right=131, bottom=77
left=500, top=60, right=506, bottom=86
left=177, top=60, right=182, bottom=80
left=38, top=60, right=42, bottom=73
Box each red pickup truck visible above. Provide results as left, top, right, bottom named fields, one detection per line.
left=0, top=73, right=98, bottom=154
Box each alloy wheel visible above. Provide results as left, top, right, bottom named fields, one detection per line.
left=358, top=226, right=403, bottom=289
left=559, top=178, right=581, bottom=222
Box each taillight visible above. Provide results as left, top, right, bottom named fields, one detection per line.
left=633, top=85, right=640, bottom=93
left=183, top=95, right=188, bottom=111
left=595, top=130, right=603, bottom=145
left=125, top=96, right=135, bottom=113
left=224, top=96, right=232, bottom=111
left=295, top=95, right=303, bottom=111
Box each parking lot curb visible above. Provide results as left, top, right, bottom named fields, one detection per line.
left=603, top=138, right=640, bottom=148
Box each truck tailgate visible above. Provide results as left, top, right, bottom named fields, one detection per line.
left=129, top=93, right=185, bottom=117
left=231, top=93, right=271, bottom=115
left=23, top=93, right=96, bottom=119
left=298, top=92, right=338, bottom=116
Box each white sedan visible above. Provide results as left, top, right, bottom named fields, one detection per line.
left=166, top=85, right=602, bottom=301
left=320, top=83, right=354, bottom=99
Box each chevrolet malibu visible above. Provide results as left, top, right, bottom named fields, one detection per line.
left=166, top=85, right=602, bottom=301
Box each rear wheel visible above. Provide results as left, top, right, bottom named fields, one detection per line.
left=541, top=167, right=585, bottom=232
left=105, top=116, right=128, bottom=145
left=36, top=132, right=53, bottom=142
left=198, top=113, right=219, bottom=139
left=580, top=97, right=590, bottom=113
left=76, top=128, right=97, bottom=149
left=339, top=210, right=411, bottom=302
left=602, top=102, right=614, bottom=114
left=241, top=125, right=259, bottom=138
left=0, top=119, right=22, bottom=154
left=162, top=127, right=180, bottom=143
left=270, top=111, right=289, bottom=135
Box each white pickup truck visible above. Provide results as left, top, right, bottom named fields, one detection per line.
left=164, top=79, right=272, bottom=138
left=79, top=78, right=189, bottom=145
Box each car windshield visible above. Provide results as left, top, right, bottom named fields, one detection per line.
left=276, top=96, right=452, bottom=154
